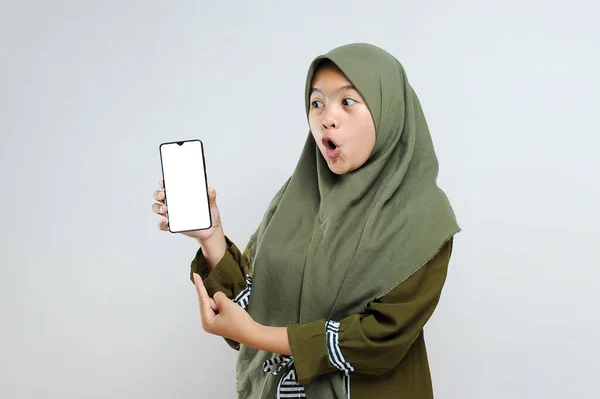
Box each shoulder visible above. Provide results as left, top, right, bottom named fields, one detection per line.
left=376, top=237, right=454, bottom=303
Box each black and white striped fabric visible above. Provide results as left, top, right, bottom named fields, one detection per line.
left=326, top=320, right=354, bottom=398
left=233, top=275, right=252, bottom=309
left=263, top=355, right=306, bottom=398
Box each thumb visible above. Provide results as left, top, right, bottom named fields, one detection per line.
left=213, top=291, right=230, bottom=309
left=208, top=187, right=217, bottom=206
left=208, top=297, right=219, bottom=312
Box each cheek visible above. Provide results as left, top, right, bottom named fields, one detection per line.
left=308, top=114, right=320, bottom=133
left=357, top=135, right=375, bottom=162
left=354, top=114, right=376, bottom=159
left=366, top=127, right=376, bottom=153
left=310, top=127, right=319, bottom=145
left=309, top=117, right=322, bottom=143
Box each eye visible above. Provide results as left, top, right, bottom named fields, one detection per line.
left=342, top=98, right=357, bottom=106
left=311, top=100, right=324, bottom=108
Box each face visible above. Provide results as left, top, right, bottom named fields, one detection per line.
left=308, top=62, right=376, bottom=175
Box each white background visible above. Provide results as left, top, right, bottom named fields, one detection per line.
left=1, top=1, right=598, bottom=398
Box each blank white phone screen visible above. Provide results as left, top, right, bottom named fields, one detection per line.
left=160, top=140, right=211, bottom=232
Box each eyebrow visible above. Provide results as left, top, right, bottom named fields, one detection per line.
left=310, top=85, right=357, bottom=96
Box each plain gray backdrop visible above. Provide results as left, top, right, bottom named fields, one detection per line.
left=1, top=1, right=599, bottom=398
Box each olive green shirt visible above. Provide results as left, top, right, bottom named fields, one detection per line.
left=190, top=237, right=453, bottom=398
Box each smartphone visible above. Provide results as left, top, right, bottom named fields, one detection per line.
left=159, top=139, right=212, bottom=233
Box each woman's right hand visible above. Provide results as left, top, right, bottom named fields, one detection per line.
left=152, top=179, right=222, bottom=242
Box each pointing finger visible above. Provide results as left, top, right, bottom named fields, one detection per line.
left=193, top=273, right=211, bottom=314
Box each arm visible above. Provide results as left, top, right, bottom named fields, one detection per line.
left=241, top=238, right=453, bottom=385
left=190, top=235, right=255, bottom=350
left=190, top=178, right=292, bottom=349
left=190, top=235, right=253, bottom=298
left=194, top=226, right=227, bottom=270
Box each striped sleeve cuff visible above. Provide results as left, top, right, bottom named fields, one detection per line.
left=325, top=320, right=355, bottom=375
left=233, top=275, right=252, bottom=309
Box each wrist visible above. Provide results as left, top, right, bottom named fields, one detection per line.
left=242, top=322, right=292, bottom=356
left=242, top=320, right=264, bottom=348
left=197, top=226, right=226, bottom=268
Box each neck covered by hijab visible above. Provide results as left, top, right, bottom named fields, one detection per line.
left=235, top=43, right=461, bottom=398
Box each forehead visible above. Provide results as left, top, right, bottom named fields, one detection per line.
left=310, top=62, right=352, bottom=89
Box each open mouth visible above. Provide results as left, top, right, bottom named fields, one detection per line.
left=322, top=137, right=338, bottom=150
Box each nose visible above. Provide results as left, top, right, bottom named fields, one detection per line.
left=321, top=116, right=338, bottom=130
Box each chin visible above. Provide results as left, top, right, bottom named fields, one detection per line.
left=327, top=162, right=352, bottom=175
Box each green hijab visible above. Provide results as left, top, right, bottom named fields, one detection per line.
left=235, top=43, right=460, bottom=398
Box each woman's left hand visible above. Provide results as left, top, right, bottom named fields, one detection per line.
left=192, top=273, right=257, bottom=343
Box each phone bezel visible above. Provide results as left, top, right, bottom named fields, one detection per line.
left=158, top=139, right=212, bottom=233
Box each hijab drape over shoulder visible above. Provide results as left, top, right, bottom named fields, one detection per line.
left=235, top=43, right=460, bottom=398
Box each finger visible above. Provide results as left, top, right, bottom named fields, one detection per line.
left=213, top=291, right=231, bottom=310
left=152, top=203, right=167, bottom=216
left=193, top=273, right=212, bottom=312
left=159, top=179, right=164, bottom=190
left=154, top=203, right=167, bottom=215
left=153, top=189, right=165, bottom=203
left=208, top=298, right=218, bottom=312
left=158, top=217, right=169, bottom=231
left=207, top=187, right=217, bottom=205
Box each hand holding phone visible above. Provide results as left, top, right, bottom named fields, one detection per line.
left=153, top=178, right=222, bottom=238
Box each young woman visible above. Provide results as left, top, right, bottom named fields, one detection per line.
left=152, top=43, right=460, bottom=398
